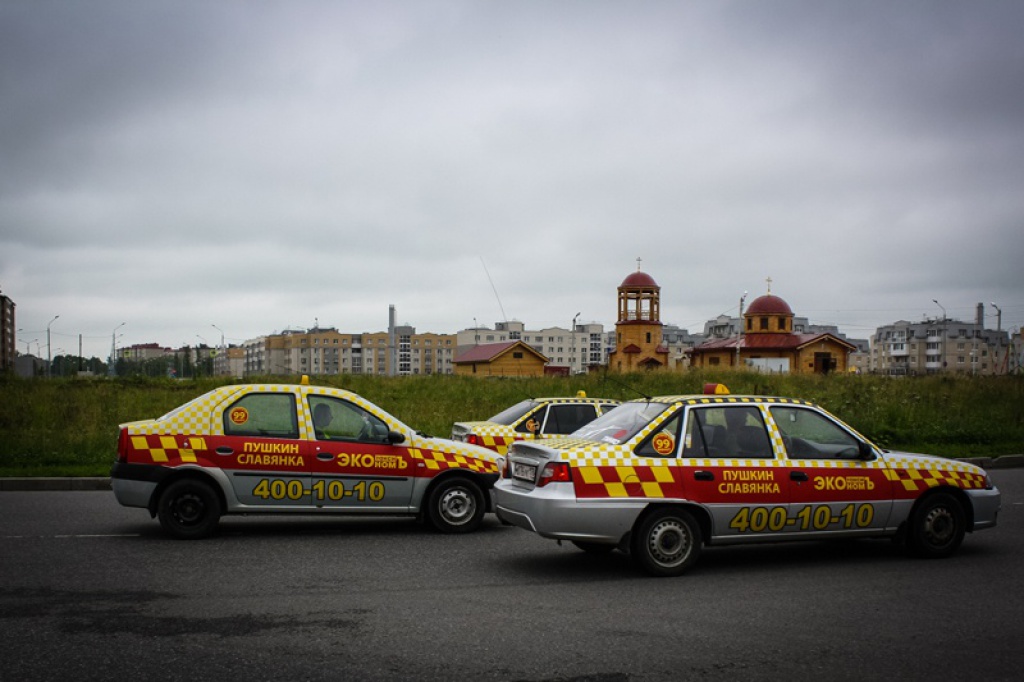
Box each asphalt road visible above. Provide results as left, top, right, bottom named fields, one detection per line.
left=2, top=470, right=1023, bottom=682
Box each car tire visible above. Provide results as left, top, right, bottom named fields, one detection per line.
left=632, top=508, right=702, bottom=577
left=426, top=477, right=485, bottom=534
left=157, top=479, right=222, bottom=540
left=907, top=492, right=966, bottom=558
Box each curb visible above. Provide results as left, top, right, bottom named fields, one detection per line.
left=0, top=477, right=111, bottom=491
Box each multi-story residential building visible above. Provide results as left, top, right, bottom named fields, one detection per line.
left=243, top=326, right=456, bottom=378
left=117, top=343, right=175, bottom=362
left=871, top=304, right=1011, bottom=375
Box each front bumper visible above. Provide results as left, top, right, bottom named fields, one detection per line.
left=968, top=485, right=1001, bottom=530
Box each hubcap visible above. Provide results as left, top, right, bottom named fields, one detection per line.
left=440, top=488, right=475, bottom=525
left=172, top=493, right=204, bottom=526
left=924, top=506, right=954, bottom=546
left=648, top=519, right=690, bottom=567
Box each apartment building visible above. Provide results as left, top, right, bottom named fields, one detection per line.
left=871, top=305, right=1011, bottom=375
left=241, top=326, right=457, bottom=378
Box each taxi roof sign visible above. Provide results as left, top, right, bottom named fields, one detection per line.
left=703, top=383, right=730, bottom=395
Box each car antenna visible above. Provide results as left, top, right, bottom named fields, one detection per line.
left=601, top=372, right=653, bottom=402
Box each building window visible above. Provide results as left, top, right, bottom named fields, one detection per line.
left=760, top=317, right=769, bottom=331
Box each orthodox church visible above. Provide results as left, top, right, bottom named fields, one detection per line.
left=689, top=283, right=857, bottom=374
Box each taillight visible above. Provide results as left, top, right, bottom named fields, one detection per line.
left=537, top=462, right=571, bottom=487
left=116, top=428, right=129, bottom=463
left=466, top=434, right=481, bottom=446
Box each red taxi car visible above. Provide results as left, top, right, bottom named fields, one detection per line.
left=112, top=379, right=501, bottom=538
left=494, top=388, right=1001, bottom=576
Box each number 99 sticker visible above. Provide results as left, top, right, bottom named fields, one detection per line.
left=652, top=433, right=675, bottom=455
left=229, top=407, right=249, bottom=425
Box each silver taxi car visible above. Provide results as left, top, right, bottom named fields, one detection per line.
left=494, top=388, right=1001, bottom=576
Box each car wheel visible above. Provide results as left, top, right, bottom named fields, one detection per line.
left=426, top=477, right=485, bottom=534
left=632, top=508, right=702, bottom=577
left=907, top=492, right=966, bottom=558
left=157, top=479, right=222, bottom=540
left=571, top=541, right=615, bottom=554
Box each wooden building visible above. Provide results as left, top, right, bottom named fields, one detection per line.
left=453, top=341, right=549, bottom=377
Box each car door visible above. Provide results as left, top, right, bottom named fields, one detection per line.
left=678, top=404, right=790, bottom=540
left=212, top=390, right=311, bottom=507
left=767, top=405, right=893, bottom=534
left=306, top=395, right=415, bottom=511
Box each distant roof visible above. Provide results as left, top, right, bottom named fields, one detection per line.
left=453, top=341, right=548, bottom=364
left=695, top=332, right=857, bottom=352
left=620, top=270, right=659, bottom=289
left=747, top=294, right=793, bottom=316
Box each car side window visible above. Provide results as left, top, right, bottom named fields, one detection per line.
left=514, top=406, right=545, bottom=434
left=544, top=404, right=598, bottom=435
left=635, top=412, right=683, bottom=458
left=770, top=406, right=862, bottom=459
left=224, top=393, right=298, bottom=438
left=683, top=406, right=773, bottom=459
left=309, top=396, right=390, bottom=443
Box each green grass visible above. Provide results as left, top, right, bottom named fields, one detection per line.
left=1, top=371, right=1022, bottom=476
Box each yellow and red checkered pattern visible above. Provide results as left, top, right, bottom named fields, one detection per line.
left=575, top=462, right=681, bottom=498
left=130, top=434, right=206, bottom=464
left=408, top=448, right=499, bottom=474
left=883, top=465, right=988, bottom=492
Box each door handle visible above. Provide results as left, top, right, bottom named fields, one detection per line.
left=215, top=447, right=233, bottom=456
left=316, top=453, right=334, bottom=461
left=694, top=471, right=714, bottom=481
left=790, top=471, right=809, bottom=482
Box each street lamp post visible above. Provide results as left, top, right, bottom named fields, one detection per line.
left=991, top=302, right=1003, bottom=374
left=933, top=300, right=946, bottom=373
left=571, top=312, right=580, bottom=374
left=736, top=292, right=747, bottom=368
left=212, top=324, right=225, bottom=377
left=46, top=315, right=59, bottom=378
left=109, top=322, right=126, bottom=377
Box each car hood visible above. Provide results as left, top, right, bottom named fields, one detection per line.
left=880, top=449, right=988, bottom=475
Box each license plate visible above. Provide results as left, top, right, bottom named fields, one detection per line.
left=512, top=462, right=537, bottom=482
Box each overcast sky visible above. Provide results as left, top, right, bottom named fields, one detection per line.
left=3, top=0, right=1023, bottom=361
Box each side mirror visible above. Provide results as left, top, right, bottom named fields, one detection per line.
left=858, top=441, right=875, bottom=461
left=388, top=430, right=406, bottom=445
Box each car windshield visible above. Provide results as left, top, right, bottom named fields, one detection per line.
left=571, top=401, right=672, bottom=445
left=487, top=400, right=539, bottom=425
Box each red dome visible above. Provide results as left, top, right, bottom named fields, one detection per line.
left=620, top=271, right=659, bottom=288
left=747, top=294, right=793, bottom=316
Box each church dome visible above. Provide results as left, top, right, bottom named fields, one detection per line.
left=747, top=294, right=793, bottom=316
left=620, top=271, right=659, bottom=289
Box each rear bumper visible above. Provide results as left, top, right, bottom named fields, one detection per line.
left=494, top=479, right=640, bottom=544
left=110, top=462, right=168, bottom=509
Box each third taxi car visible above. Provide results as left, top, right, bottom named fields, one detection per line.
left=112, top=378, right=501, bottom=539
left=451, top=393, right=619, bottom=455
left=494, top=387, right=1001, bottom=576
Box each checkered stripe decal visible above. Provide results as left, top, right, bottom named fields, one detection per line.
left=576, top=462, right=679, bottom=498
left=408, top=448, right=499, bottom=474
left=130, top=435, right=206, bottom=463
left=883, top=465, right=988, bottom=491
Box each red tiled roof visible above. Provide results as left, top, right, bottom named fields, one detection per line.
left=453, top=341, right=548, bottom=364
left=695, top=333, right=857, bottom=352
